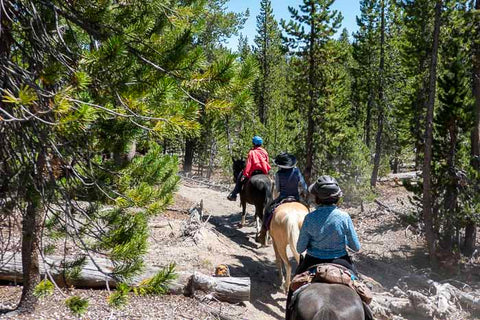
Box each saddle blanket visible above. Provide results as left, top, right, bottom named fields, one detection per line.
left=290, top=263, right=373, bottom=304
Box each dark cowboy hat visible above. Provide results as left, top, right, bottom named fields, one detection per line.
left=274, top=153, right=297, bottom=169
left=308, top=175, right=343, bottom=200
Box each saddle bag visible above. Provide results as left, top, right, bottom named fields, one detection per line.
left=290, top=271, right=313, bottom=292
left=313, top=264, right=373, bottom=305
left=290, top=263, right=373, bottom=305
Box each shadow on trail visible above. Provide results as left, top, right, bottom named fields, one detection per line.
left=209, top=211, right=298, bottom=318
left=209, top=213, right=261, bottom=253
left=230, top=254, right=290, bottom=319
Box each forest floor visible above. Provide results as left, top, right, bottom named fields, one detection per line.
left=1, top=176, right=480, bottom=319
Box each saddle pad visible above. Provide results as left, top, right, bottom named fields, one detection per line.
left=290, top=263, right=373, bottom=304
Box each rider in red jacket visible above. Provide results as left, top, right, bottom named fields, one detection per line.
left=227, top=136, right=271, bottom=201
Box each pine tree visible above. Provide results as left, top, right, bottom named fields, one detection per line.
left=253, top=0, right=290, bottom=155
left=422, top=0, right=443, bottom=263
left=353, top=0, right=380, bottom=147
left=466, top=0, right=480, bottom=255
left=0, top=0, right=213, bottom=309
left=435, top=0, right=473, bottom=251
left=281, top=0, right=343, bottom=183
left=400, top=0, right=435, bottom=169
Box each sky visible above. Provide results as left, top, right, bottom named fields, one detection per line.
left=225, top=0, right=361, bottom=50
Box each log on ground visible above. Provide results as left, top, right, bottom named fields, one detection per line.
left=185, top=272, right=250, bottom=303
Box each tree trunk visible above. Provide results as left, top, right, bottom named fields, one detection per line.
left=19, top=190, right=43, bottom=310
left=422, top=0, right=442, bottom=264
left=304, top=3, right=317, bottom=185
left=465, top=0, right=480, bottom=255
left=370, top=1, right=385, bottom=188
left=414, top=83, right=426, bottom=170
left=443, top=121, right=458, bottom=251
left=365, top=94, right=373, bottom=148
left=183, top=138, right=196, bottom=174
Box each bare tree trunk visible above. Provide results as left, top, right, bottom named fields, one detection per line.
left=183, top=138, right=195, bottom=174
left=370, top=0, right=385, bottom=188
left=443, top=121, right=458, bottom=251
left=19, top=189, right=43, bottom=310
left=414, top=83, right=426, bottom=170
left=423, top=0, right=443, bottom=264
left=304, top=3, right=317, bottom=185
left=365, top=94, right=373, bottom=148
left=465, top=0, right=480, bottom=255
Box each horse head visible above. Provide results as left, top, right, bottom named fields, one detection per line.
left=232, top=158, right=245, bottom=182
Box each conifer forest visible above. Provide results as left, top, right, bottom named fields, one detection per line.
left=0, top=0, right=479, bottom=319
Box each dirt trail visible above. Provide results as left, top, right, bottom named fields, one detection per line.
left=165, top=180, right=480, bottom=320
left=169, top=182, right=290, bottom=320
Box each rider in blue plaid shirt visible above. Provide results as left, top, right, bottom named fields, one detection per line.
left=296, top=175, right=360, bottom=275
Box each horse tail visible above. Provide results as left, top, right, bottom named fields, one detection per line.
left=288, top=214, right=301, bottom=263
left=312, top=307, right=339, bottom=320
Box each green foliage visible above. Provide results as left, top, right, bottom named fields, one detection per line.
left=65, top=296, right=89, bottom=316
left=63, top=256, right=87, bottom=281
left=132, top=263, right=177, bottom=296
left=33, top=280, right=54, bottom=298
left=107, top=283, right=131, bottom=308
left=107, top=264, right=177, bottom=308
left=117, top=144, right=180, bottom=215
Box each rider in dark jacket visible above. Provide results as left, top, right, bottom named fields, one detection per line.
left=257, top=153, right=307, bottom=245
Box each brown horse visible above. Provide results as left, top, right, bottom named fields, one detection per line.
left=269, top=202, right=309, bottom=292
left=289, top=283, right=365, bottom=320
left=232, top=159, right=272, bottom=240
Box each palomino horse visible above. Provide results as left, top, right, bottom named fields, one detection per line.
left=269, top=202, right=309, bottom=292
left=232, top=159, right=272, bottom=240
left=289, top=283, right=365, bottom=320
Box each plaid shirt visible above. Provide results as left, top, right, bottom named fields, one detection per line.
left=297, top=205, right=360, bottom=259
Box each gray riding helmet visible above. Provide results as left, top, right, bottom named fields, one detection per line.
left=308, top=175, right=343, bottom=200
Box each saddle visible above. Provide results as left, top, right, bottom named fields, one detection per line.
left=290, top=263, right=373, bottom=305
left=265, top=196, right=299, bottom=230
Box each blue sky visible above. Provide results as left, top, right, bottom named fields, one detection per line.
left=225, top=0, right=361, bottom=50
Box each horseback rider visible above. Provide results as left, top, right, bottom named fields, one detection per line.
left=227, top=136, right=271, bottom=201
left=286, top=175, right=365, bottom=319
left=296, top=175, right=360, bottom=274
left=257, top=152, right=307, bottom=244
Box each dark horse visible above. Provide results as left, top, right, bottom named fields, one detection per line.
left=232, top=159, right=272, bottom=239
left=289, top=283, right=365, bottom=320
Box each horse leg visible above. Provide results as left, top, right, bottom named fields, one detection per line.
left=275, top=236, right=291, bottom=293
left=239, top=201, right=246, bottom=228
left=272, top=240, right=285, bottom=287
left=283, top=251, right=292, bottom=294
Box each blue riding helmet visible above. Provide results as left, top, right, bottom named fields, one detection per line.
left=252, top=136, right=263, bottom=146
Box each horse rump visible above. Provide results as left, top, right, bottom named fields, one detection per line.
left=290, top=283, right=365, bottom=320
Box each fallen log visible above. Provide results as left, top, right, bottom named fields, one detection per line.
left=0, top=252, right=116, bottom=288
left=185, top=272, right=250, bottom=303
left=0, top=253, right=251, bottom=304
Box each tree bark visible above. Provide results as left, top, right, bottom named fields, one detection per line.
left=443, top=121, right=458, bottom=251
left=422, top=0, right=443, bottom=264
left=370, top=0, right=385, bottom=188
left=465, top=0, right=480, bottom=255
left=19, top=190, right=43, bottom=310
left=365, top=94, right=373, bottom=148
left=183, top=138, right=196, bottom=174
left=304, top=2, right=317, bottom=185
